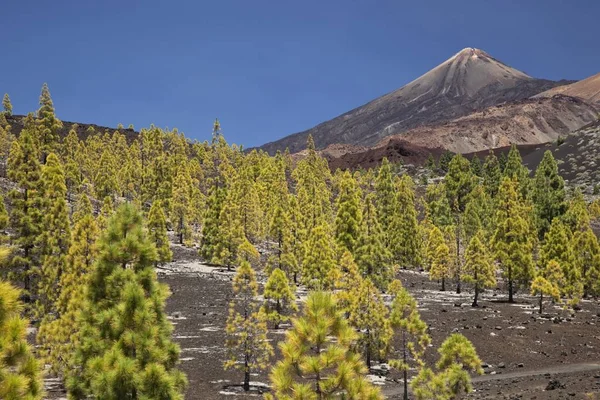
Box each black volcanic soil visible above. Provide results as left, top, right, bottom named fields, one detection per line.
left=158, top=246, right=600, bottom=400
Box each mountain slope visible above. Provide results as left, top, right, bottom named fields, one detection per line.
left=397, top=95, right=599, bottom=153
left=324, top=95, right=599, bottom=169
left=260, top=48, right=571, bottom=154
left=535, top=71, right=600, bottom=104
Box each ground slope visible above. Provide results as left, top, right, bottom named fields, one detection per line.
left=536, top=71, right=600, bottom=104
left=260, top=48, right=571, bottom=154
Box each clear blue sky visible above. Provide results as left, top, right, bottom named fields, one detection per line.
left=2, top=0, right=599, bottom=147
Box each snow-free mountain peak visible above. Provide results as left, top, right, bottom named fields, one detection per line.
left=259, top=48, right=568, bottom=154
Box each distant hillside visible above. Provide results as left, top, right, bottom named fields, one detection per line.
left=519, top=122, right=600, bottom=193
left=4, top=114, right=139, bottom=142
left=535, top=71, right=600, bottom=104
left=260, top=47, right=572, bottom=154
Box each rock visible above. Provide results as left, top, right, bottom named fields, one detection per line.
left=545, top=379, right=565, bottom=390
left=517, top=363, right=524, bottom=368
left=498, top=362, right=506, bottom=368
left=490, top=332, right=497, bottom=337
left=495, top=326, right=502, bottom=330
left=454, top=303, right=462, bottom=307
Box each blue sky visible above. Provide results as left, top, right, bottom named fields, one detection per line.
left=2, top=0, right=599, bottom=147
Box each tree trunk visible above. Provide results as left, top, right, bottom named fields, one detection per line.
left=539, top=293, right=543, bottom=314
left=508, top=266, right=514, bottom=303
left=472, top=283, right=479, bottom=307
left=403, top=330, right=408, bottom=400
left=456, top=224, right=461, bottom=294
left=441, top=277, right=445, bottom=292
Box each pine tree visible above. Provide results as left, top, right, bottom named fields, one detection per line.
left=212, top=191, right=245, bottom=269
left=334, top=170, right=362, bottom=254
left=261, top=267, right=298, bottom=329
left=0, top=194, right=8, bottom=244
left=67, top=204, right=187, bottom=399
left=491, top=177, right=534, bottom=302
left=355, top=193, right=392, bottom=290
left=334, top=250, right=363, bottom=316
left=200, top=184, right=225, bottom=261
left=411, top=334, right=482, bottom=400
left=462, top=233, right=496, bottom=307
left=2, top=93, right=12, bottom=116
left=425, top=225, right=445, bottom=271
left=96, top=195, right=114, bottom=232
left=445, top=154, right=475, bottom=293
left=7, top=128, right=42, bottom=292
left=482, top=150, right=501, bottom=198
left=540, top=218, right=581, bottom=302
left=302, top=222, right=337, bottom=290
left=375, top=157, right=396, bottom=236
left=94, top=149, right=118, bottom=200
left=37, top=83, right=62, bottom=163
left=532, top=150, right=566, bottom=240
left=389, top=280, right=431, bottom=400
left=463, top=185, right=492, bottom=241
left=531, top=260, right=563, bottom=314
left=563, top=188, right=590, bottom=234
left=36, top=153, right=71, bottom=317
left=0, top=263, right=44, bottom=400
left=571, top=227, right=600, bottom=298
left=348, top=278, right=392, bottom=368
left=470, top=155, right=483, bottom=177
left=430, top=234, right=451, bottom=291
left=267, top=291, right=383, bottom=400
left=224, top=261, right=273, bottom=391
left=148, top=201, right=172, bottom=266
left=424, top=182, right=453, bottom=228
left=37, top=195, right=99, bottom=376
left=503, top=145, right=529, bottom=197
left=292, top=135, right=332, bottom=236
left=390, top=175, right=422, bottom=268
left=268, top=200, right=296, bottom=278
left=171, top=166, right=192, bottom=245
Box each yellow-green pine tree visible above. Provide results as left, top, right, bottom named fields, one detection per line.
left=491, top=177, right=534, bottom=303
left=267, top=291, right=383, bottom=400
left=96, top=195, right=114, bottom=232
left=7, top=128, right=42, bottom=292
left=540, top=218, right=581, bottom=303
left=462, top=233, right=496, bottom=307
left=37, top=153, right=71, bottom=316
left=389, top=280, right=431, bottom=400
left=0, top=194, right=8, bottom=243
left=67, top=204, right=186, bottom=399
left=348, top=278, right=392, bottom=368
left=148, top=200, right=173, bottom=265
left=37, top=194, right=99, bottom=376
left=411, top=334, right=483, bottom=400
left=375, top=158, right=396, bottom=238
left=2, top=93, right=12, bottom=116
left=0, top=261, right=44, bottom=399
left=261, top=267, right=298, bottom=329
left=355, top=193, right=392, bottom=291
left=334, top=250, right=364, bottom=316
left=334, top=170, right=362, bottom=254
left=390, top=174, right=422, bottom=268
left=171, top=166, right=193, bottom=245
left=531, top=260, right=563, bottom=314
left=302, top=222, right=337, bottom=290
left=224, top=261, right=273, bottom=391
left=37, top=83, right=62, bottom=163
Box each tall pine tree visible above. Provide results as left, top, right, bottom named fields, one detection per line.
left=67, top=204, right=187, bottom=399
